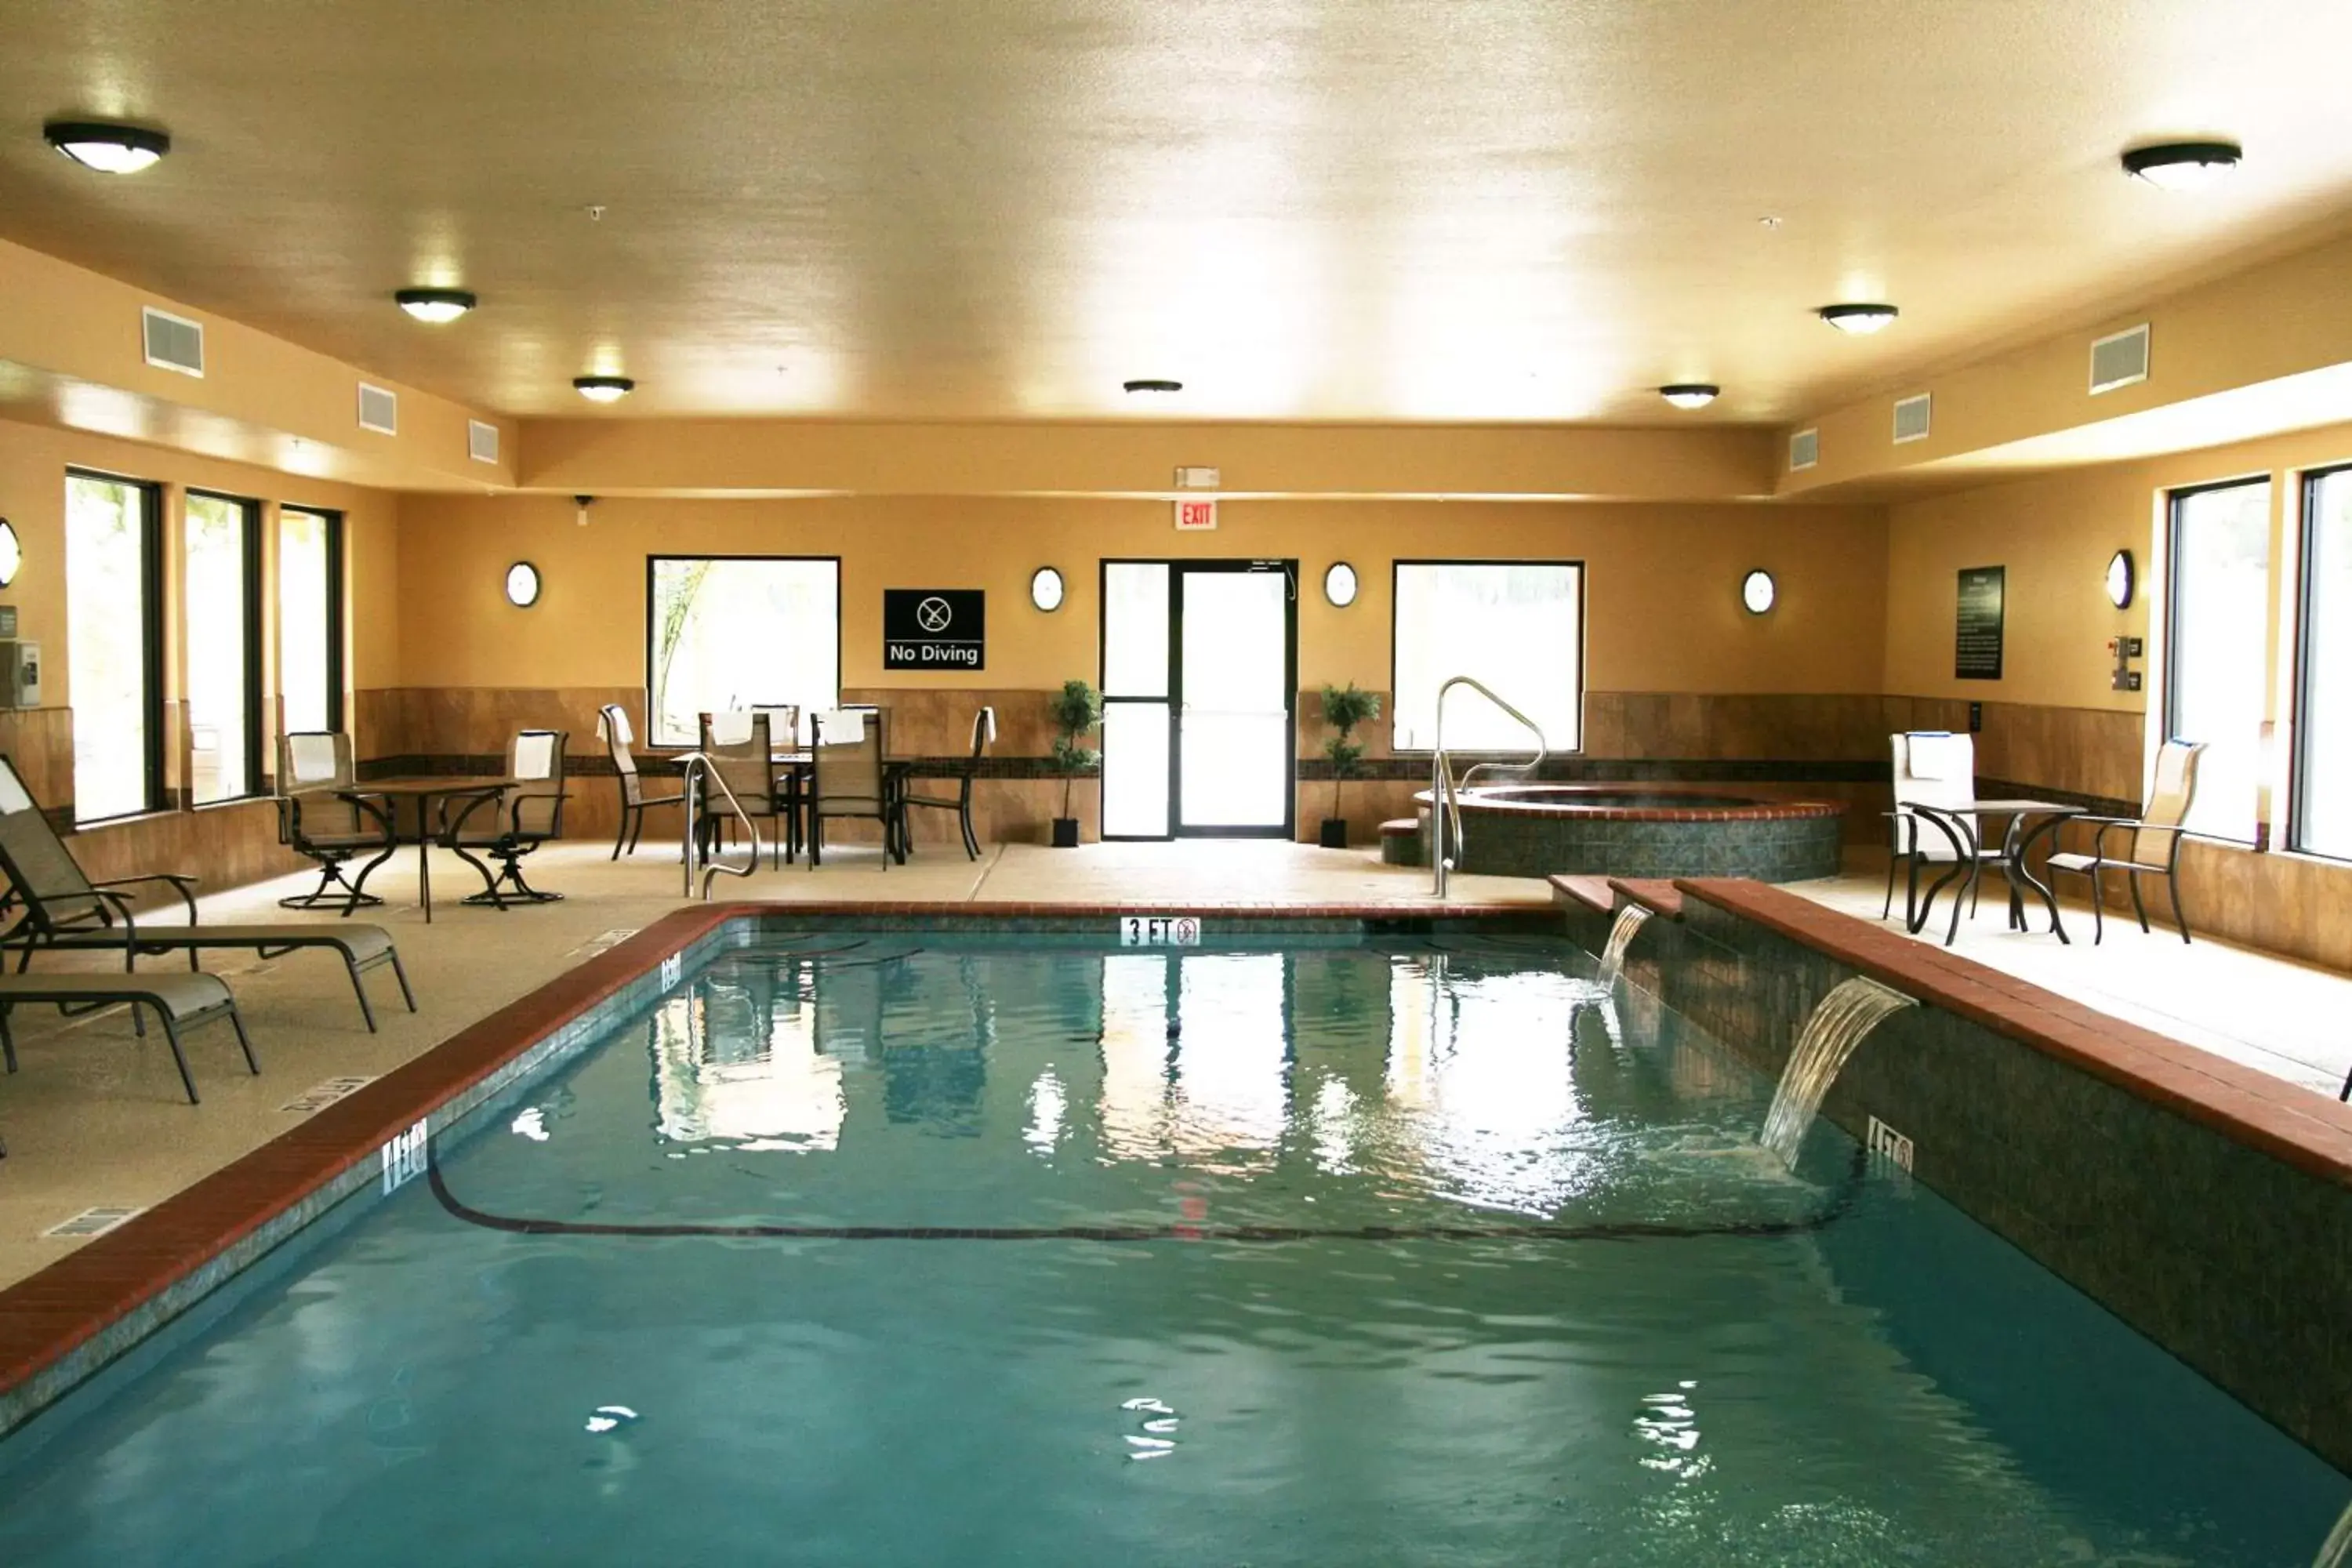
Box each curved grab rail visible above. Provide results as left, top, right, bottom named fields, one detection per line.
left=677, top=752, right=760, bottom=899
left=1431, top=676, right=1550, bottom=898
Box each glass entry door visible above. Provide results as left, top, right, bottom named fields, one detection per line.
left=1100, top=559, right=1297, bottom=839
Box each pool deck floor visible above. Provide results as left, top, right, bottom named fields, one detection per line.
left=0, top=835, right=2345, bottom=1292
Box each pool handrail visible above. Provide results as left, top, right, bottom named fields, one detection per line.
left=677, top=751, right=760, bottom=898
left=1430, top=676, right=1549, bottom=898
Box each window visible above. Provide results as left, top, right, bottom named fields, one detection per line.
left=278, top=507, right=344, bottom=735
left=65, top=471, right=163, bottom=822
left=2296, top=466, right=2352, bottom=858
left=184, top=492, right=262, bottom=804
left=647, top=557, right=840, bottom=746
left=2165, top=478, right=2272, bottom=842
left=1391, top=561, right=1584, bottom=752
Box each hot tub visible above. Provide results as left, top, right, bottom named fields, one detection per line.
left=1401, top=782, right=1846, bottom=881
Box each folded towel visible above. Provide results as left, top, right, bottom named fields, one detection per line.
left=1906, top=731, right=1972, bottom=782
left=813, top=710, right=866, bottom=744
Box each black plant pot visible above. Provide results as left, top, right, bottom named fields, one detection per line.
left=1319, top=818, right=1349, bottom=849
left=1051, top=817, right=1081, bottom=848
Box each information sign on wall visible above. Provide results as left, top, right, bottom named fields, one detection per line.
left=884, top=589, right=985, bottom=670
left=1955, top=566, right=2005, bottom=681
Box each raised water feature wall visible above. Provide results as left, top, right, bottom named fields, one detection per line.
left=1559, top=880, right=2352, bottom=1475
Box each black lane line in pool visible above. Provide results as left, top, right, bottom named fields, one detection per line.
left=425, top=1145, right=1869, bottom=1243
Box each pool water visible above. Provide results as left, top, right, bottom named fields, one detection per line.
left=0, top=935, right=2344, bottom=1565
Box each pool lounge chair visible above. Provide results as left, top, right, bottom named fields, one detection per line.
left=0, top=970, right=256, bottom=1104
left=0, top=754, right=415, bottom=1030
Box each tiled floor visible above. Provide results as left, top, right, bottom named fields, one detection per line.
left=2, top=836, right=2348, bottom=1294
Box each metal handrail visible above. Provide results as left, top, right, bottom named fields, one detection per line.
left=677, top=752, right=760, bottom=899
left=1430, top=676, right=1550, bottom=898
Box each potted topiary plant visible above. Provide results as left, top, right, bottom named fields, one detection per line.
left=1318, top=682, right=1381, bottom=848
left=1046, top=677, right=1103, bottom=847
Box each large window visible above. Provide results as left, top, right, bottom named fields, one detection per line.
left=278, top=506, right=344, bottom=735
left=2165, top=478, right=2272, bottom=842
left=65, top=471, right=163, bottom=822
left=184, top=492, right=262, bottom=804
left=647, top=557, right=840, bottom=746
left=2297, top=466, right=2352, bottom=858
left=1391, top=561, right=1584, bottom=752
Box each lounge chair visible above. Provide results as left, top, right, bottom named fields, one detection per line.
left=897, top=706, right=993, bottom=860
left=2045, top=739, right=2206, bottom=943
left=443, top=729, right=568, bottom=906
left=597, top=705, right=684, bottom=860
left=0, top=754, right=414, bottom=1030
left=274, top=731, right=397, bottom=913
left=0, top=971, right=256, bottom=1104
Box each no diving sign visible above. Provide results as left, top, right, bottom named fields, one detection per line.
left=884, top=588, right=985, bottom=670
left=1120, top=916, right=1202, bottom=947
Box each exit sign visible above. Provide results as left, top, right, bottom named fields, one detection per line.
left=1174, top=498, right=1218, bottom=531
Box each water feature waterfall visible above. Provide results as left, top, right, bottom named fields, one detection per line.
left=1759, top=976, right=1918, bottom=1167
left=1595, top=905, right=1653, bottom=985
left=2313, top=1501, right=2352, bottom=1568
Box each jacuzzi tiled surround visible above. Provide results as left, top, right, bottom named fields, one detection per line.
left=1561, top=878, right=2352, bottom=1474
left=1405, top=786, right=1846, bottom=881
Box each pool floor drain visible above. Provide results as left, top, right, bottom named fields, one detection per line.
left=43, top=1206, right=143, bottom=1239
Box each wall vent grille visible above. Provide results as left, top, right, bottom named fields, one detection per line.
left=467, top=419, right=500, bottom=463
left=2089, top=323, right=2151, bottom=394
left=1892, top=393, right=1932, bottom=444
left=358, top=383, right=399, bottom=435
left=140, top=307, right=204, bottom=377
left=1788, top=427, right=1819, bottom=471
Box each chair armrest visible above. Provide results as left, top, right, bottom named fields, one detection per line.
left=88, top=873, right=199, bottom=924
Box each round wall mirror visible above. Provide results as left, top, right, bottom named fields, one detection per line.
left=505, top=561, right=542, bottom=608
left=1740, top=568, right=1777, bottom=615
left=1323, top=561, right=1359, bottom=608
left=2105, top=549, right=2136, bottom=609
left=0, top=520, right=19, bottom=587
left=1030, top=566, right=1065, bottom=612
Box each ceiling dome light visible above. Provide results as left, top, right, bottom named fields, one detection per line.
left=573, top=375, right=636, bottom=403
left=2122, top=140, right=2242, bottom=191
left=395, top=287, right=477, bottom=323
left=1818, top=303, right=1899, bottom=335
left=1123, top=378, right=1182, bottom=394
left=1659, top=383, right=1720, bottom=410
left=44, top=120, right=170, bottom=174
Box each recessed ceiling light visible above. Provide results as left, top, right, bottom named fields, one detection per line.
left=394, top=288, right=477, bottom=324
left=1123, top=378, right=1182, bottom=394
left=1659, top=383, right=1720, bottom=410
left=1817, top=303, right=1899, bottom=335
left=2121, top=140, right=2242, bottom=191
left=573, top=376, right=636, bottom=403
left=44, top=120, right=170, bottom=174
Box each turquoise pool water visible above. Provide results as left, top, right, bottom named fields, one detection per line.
left=0, top=935, right=2344, bottom=1564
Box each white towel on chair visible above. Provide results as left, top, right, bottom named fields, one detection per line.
left=813, top=709, right=866, bottom=744
left=1906, top=731, right=1972, bottom=782
left=710, top=710, right=755, bottom=746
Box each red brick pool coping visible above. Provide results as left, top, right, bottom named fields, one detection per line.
left=0, top=898, right=1540, bottom=1407
left=1679, top=879, right=2352, bottom=1190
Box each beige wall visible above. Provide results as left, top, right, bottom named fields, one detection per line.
left=393, top=492, right=1889, bottom=702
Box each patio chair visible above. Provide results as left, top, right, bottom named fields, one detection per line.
left=274, top=731, right=397, bottom=913
left=444, top=729, right=569, bottom=906
left=697, top=710, right=792, bottom=869
left=807, top=708, right=898, bottom=869
left=1885, top=731, right=2000, bottom=928
left=2045, top=739, right=2206, bottom=944
left=897, top=706, right=994, bottom=860
left=597, top=705, right=684, bottom=860
left=0, top=753, right=413, bottom=1030
left=0, top=970, right=255, bottom=1104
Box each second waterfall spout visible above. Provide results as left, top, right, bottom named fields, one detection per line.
left=1596, top=905, right=1653, bottom=985
left=1759, top=976, right=1918, bottom=1168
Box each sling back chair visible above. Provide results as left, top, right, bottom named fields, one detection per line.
left=1884, top=731, right=2001, bottom=929
left=275, top=731, right=397, bottom=913
left=0, top=969, right=256, bottom=1104
left=695, top=710, right=797, bottom=868
left=442, top=729, right=569, bottom=907
left=2045, top=739, right=2207, bottom=944
left=0, top=754, right=413, bottom=1031
left=807, top=708, right=901, bottom=868
left=598, top=705, right=685, bottom=860
left=896, top=706, right=993, bottom=861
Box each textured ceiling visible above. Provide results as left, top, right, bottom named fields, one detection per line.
left=4, top=0, right=2352, bottom=422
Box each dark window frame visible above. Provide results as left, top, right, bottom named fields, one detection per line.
left=185, top=488, right=267, bottom=804
left=641, top=554, right=844, bottom=749
left=279, top=505, right=347, bottom=735
left=1388, top=557, right=1588, bottom=756
left=2291, top=463, right=2352, bottom=858
left=64, top=466, right=167, bottom=822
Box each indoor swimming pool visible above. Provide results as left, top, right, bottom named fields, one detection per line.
left=0, top=933, right=2343, bottom=1565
